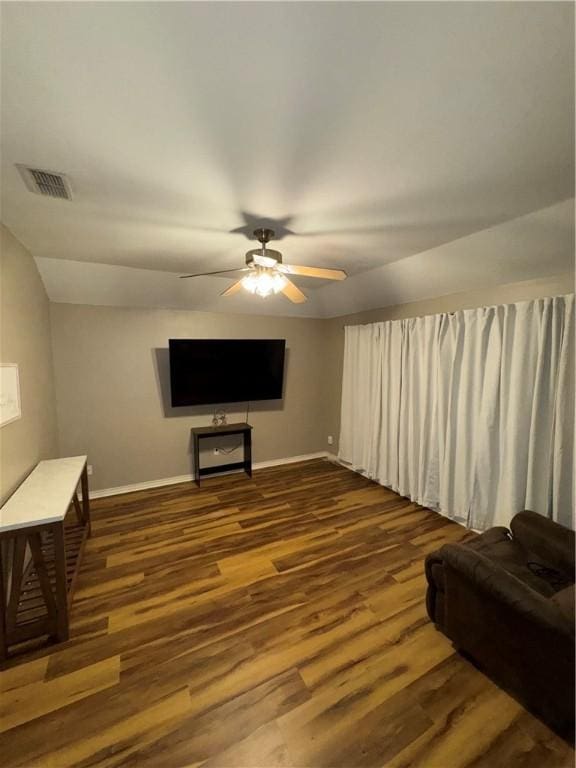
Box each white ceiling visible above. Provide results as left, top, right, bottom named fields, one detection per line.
left=34, top=199, right=575, bottom=319
left=1, top=2, right=574, bottom=316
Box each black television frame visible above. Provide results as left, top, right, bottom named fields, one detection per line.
left=168, top=338, right=286, bottom=407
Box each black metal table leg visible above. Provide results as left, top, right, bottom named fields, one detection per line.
left=193, top=433, right=201, bottom=486
left=244, top=430, right=252, bottom=477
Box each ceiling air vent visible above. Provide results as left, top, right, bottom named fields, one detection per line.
left=16, top=165, right=73, bottom=200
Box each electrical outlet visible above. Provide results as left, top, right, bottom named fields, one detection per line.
left=87, top=464, right=93, bottom=475
left=327, top=436, right=334, bottom=446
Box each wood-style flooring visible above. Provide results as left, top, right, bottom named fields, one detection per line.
left=0, top=459, right=573, bottom=767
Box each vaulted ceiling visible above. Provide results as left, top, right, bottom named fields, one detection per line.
left=1, top=2, right=574, bottom=317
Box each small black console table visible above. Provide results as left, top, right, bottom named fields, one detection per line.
left=191, top=423, right=253, bottom=486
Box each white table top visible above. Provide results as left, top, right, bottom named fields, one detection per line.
left=0, top=456, right=87, bottom=533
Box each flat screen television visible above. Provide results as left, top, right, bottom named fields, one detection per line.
left=169, top=339, right=286, bottom=407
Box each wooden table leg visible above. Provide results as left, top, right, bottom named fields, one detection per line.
left=80, top=464, right=91, bottom=536
left=51, top=523, right=70, bottom=642
left=73, top=492, right=83, bottom=526
left=0, top=543, right=8, bottom=663
left=28, top=531, right=59, bottom=636
left=6, top=536, right=26, bottom=634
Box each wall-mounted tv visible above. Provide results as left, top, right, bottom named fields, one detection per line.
left=169, top=339, right=286, bottom=407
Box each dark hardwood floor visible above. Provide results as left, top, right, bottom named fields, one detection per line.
left=0, top=459, right=572, bottom=767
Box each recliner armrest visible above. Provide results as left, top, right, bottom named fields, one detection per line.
left=440, top=542, right=573, bottom=637
left=510, top=511, right=575, bottom=577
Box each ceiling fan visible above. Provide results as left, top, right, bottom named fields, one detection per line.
left=180, top=228, right=347, bottom=303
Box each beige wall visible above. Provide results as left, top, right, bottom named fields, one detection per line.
left=48, top=273, right=574, bottom=493
left=49, top=304, right=331, bottom=491
left=324, top=273, right=575, bottom=453
left=0, top=225, right=58, bottom=503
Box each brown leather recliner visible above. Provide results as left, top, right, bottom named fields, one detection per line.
left=425, top=511, right=575, bottom=742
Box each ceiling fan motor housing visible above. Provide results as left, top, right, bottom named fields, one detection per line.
left=245, top=228, right=283, bottom=267
left=245, top=248, right=283, bottom=266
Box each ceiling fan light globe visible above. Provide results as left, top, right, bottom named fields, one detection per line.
left=272, top=273, right=288, bottom=292
left=240, top=269, right=287, bottom=298
left=255, top=271, right=275, bottom=297
left=241, top=274, right=258, bottom=294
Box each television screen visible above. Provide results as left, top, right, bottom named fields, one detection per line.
left=169, top=339, right=286, bottom=407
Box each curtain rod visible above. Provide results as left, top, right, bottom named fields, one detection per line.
left=341, top=293, right=573, bottom=329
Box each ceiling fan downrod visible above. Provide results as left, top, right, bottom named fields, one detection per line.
left=253, top=228, right=275, bottom=250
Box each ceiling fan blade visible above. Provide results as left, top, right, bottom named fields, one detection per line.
left=180, top=268, right=249, bottom=279
left=221, top=280, right=244, bottom=297
left=280, top=264, right=347, bottom=281
left=281, top=278, right=307, bottom=304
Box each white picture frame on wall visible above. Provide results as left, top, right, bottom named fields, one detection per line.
left=0, top=363, right=22, bottom=427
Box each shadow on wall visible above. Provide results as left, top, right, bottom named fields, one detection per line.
left=152, top=347, right=289, bottom=419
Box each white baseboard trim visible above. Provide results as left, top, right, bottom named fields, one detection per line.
left=89, top=475, right=195, bottom=499
left=89, top=451, right=331, bottom=499
left=250, top=451, right=328, bottom=470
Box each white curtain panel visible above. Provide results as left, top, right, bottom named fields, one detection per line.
left=376, top=321, right=404, bottom=488
left=469, top=296, right=575, bottom=529
left=339, top=322, right=403, bottom=482
left=338, top=294, right=574, bottom=530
